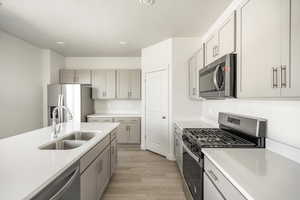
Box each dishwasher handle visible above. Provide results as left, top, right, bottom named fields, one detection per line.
left=49, top=167, right=80, bottom=200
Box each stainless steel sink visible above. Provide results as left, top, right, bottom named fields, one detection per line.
left=63, top=131, right=95, bottom=141
left=39, top=131, right=96, bottom=150
left=40, top=140, right=85, bottom=150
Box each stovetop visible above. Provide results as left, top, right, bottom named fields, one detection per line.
left=183, top=128, right=255, bottom=148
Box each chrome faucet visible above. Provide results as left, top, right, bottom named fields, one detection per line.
left=52, top=95, right=73, bottom=138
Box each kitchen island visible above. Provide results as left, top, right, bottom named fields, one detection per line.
left=0, top=122, right=119, bottom=200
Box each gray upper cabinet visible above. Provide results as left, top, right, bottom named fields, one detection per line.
left=92, top=70, right=116, bottom=99
left=281, top=0, right=300, bottom=97
left=75, top=70, right=91, bottom=84
left=238, top=0, right=287, bottom=98
left=117, top=70, right=141, bottom=99
left=60, top=69, right=91, bottom=84
left=205, top=12, right=236, bottom=66
left=205, top=33, right=219, bottom=66
left=189, top=47, right=204, bottom=100
left=60, top=69, right=76, bottom=84
left=218, top=12, right=236, bottom=57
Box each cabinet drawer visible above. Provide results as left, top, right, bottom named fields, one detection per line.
left=80, top=135, right=110, bottom=173
left=87, top=117, right=113, bottom=123
left=204, top=157, right=246, bottom=200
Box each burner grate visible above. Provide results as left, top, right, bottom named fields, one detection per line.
left=184, top=128, right=255, bottom=148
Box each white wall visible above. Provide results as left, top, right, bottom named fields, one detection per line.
left=0, top=30, right=43, bottom=138
left=42, top=50, right=65, bottom=126
left=172, top=38, right=203, bottom=121
left=65, top=57, right=142, bottom=114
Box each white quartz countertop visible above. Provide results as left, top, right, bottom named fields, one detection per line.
left=174, top=120, right=217, bottom=130
left=202, top=148, right=300, bottom=200
left=87, top=113, right=141, bottom=118
left=0, top=122, right=119, bottom=200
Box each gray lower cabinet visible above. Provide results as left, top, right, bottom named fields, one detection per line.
left=204, top=173, right=224, bottom=200
left=88, top=117, right=141, bottom=144
left=174, top=124, right=183, bottom=173
left=81, top=145, right=110, bottom=200
left=114, top=117, right=141, bottom=144
left=204, top=156, right=246, bottom=200
left=80, top=130, right=118, bottom=200
left=110, top=138, right=118, bottom=176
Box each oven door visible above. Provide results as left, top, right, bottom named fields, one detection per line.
left=182, top=144, right=203, bottom=200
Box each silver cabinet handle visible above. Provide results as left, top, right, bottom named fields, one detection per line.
left=208, top=170, right=218, bottom=182
left=49, top=167, right=79, bottom=200
left=212, top=46, right=215, bottom=57
left=272, top=67, right=279, bottom=88
left=281, top=65, right=287, bottom=88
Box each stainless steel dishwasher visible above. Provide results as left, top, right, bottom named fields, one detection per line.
left=31, top=161, right=80, bottom=200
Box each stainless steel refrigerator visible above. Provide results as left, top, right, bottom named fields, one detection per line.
left=48, top=84, right=94, bottom=125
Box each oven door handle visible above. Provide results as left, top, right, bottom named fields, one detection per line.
left=183, top=143, right=200, bottom=162
left=213, top=64, right=221, bottom=91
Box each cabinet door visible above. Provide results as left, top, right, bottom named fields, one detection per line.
left=111, top=138, right=118, bottom=176
left=128, top=121, right=141, bottom=144
left=96, top=146, right=111, bottom=199
left=81, top=157, right=98, bottom=200
left=105, top=70, right=116, bottom=99
left=204, top=173, right=225, bottom=200
left=189, top=56, right=197, bottom=98
left=60, top=69, right=75, bottom=83
left=282, top=0, right=300, bottom=97
left=239, top=0, right=281, bottom=97
left=196, top=47, right=204, bottom=70
left=205, top=33, right=219, bottom=66
left=92, top=70, right=116, bottom=99
left=218, top=12, right=236, bottom=57
left=116, top=123, right=129, bottom=143
left=92, top=70, right=107, bottom=99
left=117, top=70, right=130, bottom=99
left=130, top=70, right=141, bottom=99
left=75, top=70, right=91, bottom=84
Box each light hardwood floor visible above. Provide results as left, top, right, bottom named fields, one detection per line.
left=102, top=147, right=186, bottom=200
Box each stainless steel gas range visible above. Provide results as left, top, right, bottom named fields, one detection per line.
left=182, top=112, right=267, bottom=200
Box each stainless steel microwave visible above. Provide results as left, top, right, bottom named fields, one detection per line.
left=199, top=54, right=236, bottom=99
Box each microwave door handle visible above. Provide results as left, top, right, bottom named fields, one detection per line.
left=213, top=65, right=221, bottom=91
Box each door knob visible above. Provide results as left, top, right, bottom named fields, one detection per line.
left=162, top=116, right=166, bottom=119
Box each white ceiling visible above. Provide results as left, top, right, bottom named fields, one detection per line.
left=0, top=0, right=232, bottom=57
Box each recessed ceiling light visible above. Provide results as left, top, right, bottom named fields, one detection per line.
left=139, top=0, right=155, bottom=6
left=119, top=41, right=128, bottom=45
left=56, top=41, right=65, bottom=45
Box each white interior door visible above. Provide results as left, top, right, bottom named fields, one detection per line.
left=145, top=69, right=169, bottom=157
